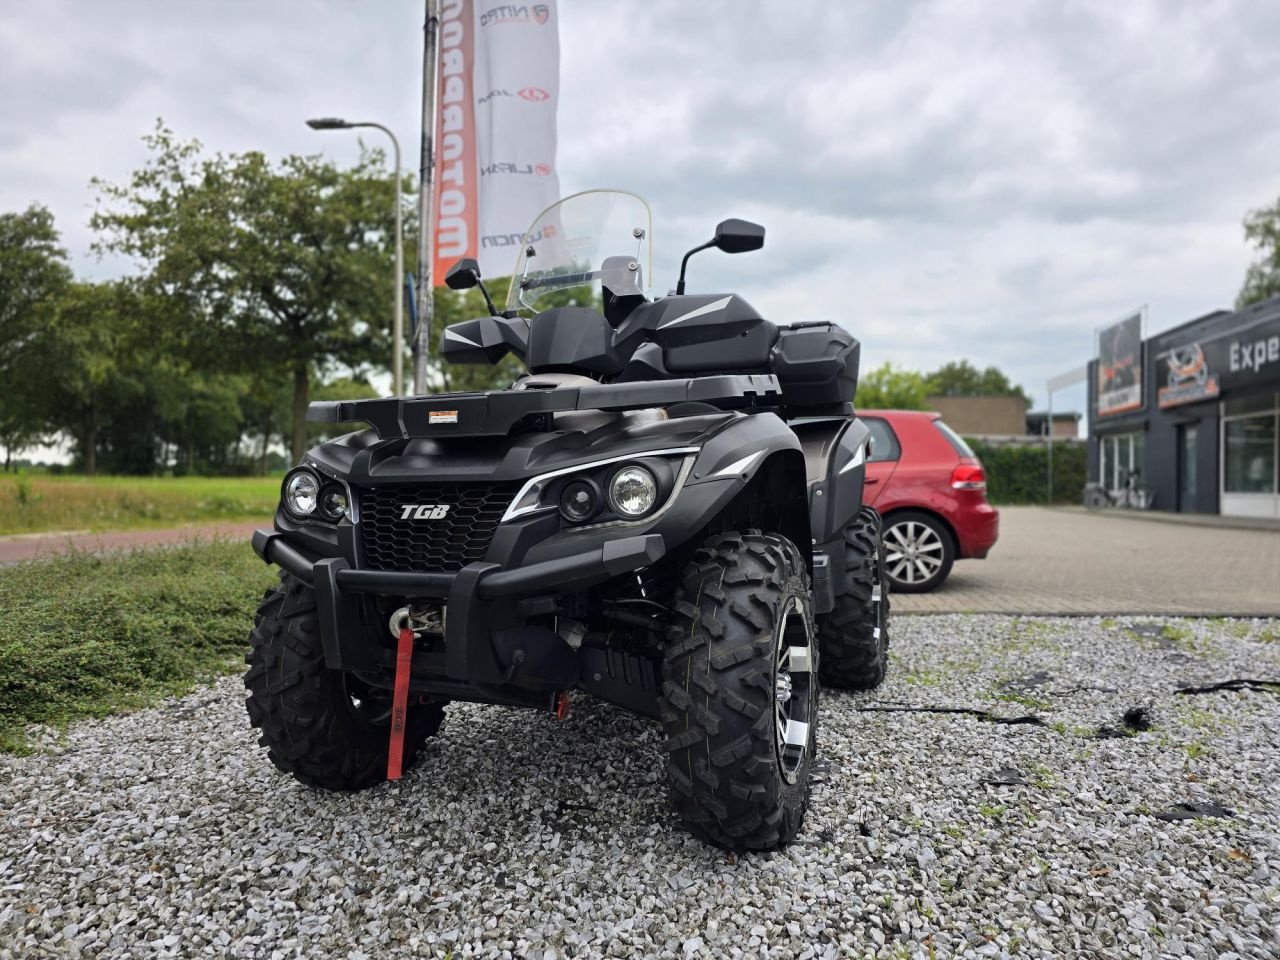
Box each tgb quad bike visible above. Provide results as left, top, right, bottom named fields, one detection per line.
left=245, top=190, right=890, bottom=850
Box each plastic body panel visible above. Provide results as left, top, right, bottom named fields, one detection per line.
left=439, top=314, right=530, bottom=365
left=525, top=306, right=624, bottom=376
left=794, top=416, right=870, bottom=545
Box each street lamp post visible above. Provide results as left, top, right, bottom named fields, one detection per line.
left=306, top=117, right=405, bottom=396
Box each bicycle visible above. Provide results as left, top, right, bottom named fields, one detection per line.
left=1083, top=469, right=1155, bottom=510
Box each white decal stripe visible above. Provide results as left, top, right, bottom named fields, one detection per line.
left=712, top=450, right=765, bottom=478
left=661, top=295, right=733, bottom=327
left=445, top=328, right=481, bottom=348
left=837, top=443, right=867, bottom=475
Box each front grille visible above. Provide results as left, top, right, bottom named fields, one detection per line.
left=357, top=481, right=522, bottom=571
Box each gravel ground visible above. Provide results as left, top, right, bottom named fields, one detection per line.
left=2, top=615, right=1279, bottom=959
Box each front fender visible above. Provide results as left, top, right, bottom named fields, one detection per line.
left=795, top=416, right=870, bottom=544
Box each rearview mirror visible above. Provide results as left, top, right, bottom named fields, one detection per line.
left=712, top=218, right=765, bottom=254
left=445, top=257, right=481, bottom=291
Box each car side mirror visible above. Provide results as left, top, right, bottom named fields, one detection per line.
left=445, top=258, right=481, bottom=291
left=712, top=218, right=765, bottom=254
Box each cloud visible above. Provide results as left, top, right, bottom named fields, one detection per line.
left=2, top=0, right=1278, bottom=411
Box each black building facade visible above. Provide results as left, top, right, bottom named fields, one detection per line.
left=1087, top=294, right=1280, bottom=518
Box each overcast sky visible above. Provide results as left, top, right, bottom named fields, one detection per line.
left=3, top=0, right=1279, bottom=414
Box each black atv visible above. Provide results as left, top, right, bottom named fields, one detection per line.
left=245, top=189, right=889, bottom=851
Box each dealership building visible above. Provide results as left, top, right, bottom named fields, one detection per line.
left=1087, top=293, right=1280, bottom=518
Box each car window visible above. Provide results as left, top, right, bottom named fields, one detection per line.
left=932, top=419, right=976, bottom=458
left=864, top=417, right=901, bottom=462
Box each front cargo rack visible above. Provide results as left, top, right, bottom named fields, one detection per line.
left=307, top=374, right=790, bottom=440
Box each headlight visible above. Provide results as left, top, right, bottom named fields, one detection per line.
left=320, top=487, right=349, bottom=520
left=500, top=447, right=698, bottom=525
left=558, top=478, right=601, bottom=523
left=283, top=470, right=320, bottom=517
left=608, top=465, right=658, bottom=518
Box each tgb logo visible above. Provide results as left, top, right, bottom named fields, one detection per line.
left=400, top=504, right=451, bottom=520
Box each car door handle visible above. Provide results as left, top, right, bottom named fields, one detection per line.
left=864, top=477, right=880, bottom=484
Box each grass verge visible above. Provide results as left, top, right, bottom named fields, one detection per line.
left=0, top=539, right=275, bottom=753
left=0, top=474, right=280, bottom=536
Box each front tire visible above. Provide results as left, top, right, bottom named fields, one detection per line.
left=816, top=506, right=890, bottom=689
left=244, top=574, right=444, bottom=791
left=882, top=510, right=954, bottom=593
left=660, top=531, right=818, bottom=851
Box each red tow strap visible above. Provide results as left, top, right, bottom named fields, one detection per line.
left=386, top=626, right=414, bottom=780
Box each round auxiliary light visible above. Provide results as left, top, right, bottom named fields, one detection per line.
left=284, top=470, right=320, bottom=517
left=608, top=465, right=658, bottom=518
left=559, top=478, right=600, bottom=523
left=320, top=488, right=348, bottom=520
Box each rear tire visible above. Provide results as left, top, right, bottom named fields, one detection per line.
left=660, top=531, right=818, bottom=851
left=816, top=506, right=891, bottom=689
left=244, top=574, right=444, bottom=791
left=882, top=510, right=954, bottom=593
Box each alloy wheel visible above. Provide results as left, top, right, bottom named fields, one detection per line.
left=774, top=597, right=816, bottom=784
left=884, top=520, right=944, bottom=587
left=343, top=674, right=394, bottom=728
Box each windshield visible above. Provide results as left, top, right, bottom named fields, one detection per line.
left=506, top=189, right=653, bottom=313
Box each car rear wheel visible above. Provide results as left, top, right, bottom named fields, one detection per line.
left=882, top=510, right=954, bottom=593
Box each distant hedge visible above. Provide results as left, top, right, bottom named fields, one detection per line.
left=966, top=440, right=1086, bottom=505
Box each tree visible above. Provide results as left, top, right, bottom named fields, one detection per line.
left=1238, top=197, right=1280, bottom=308
left=924, top=359, right=1031, bottom=408
left=855, top=362, right=929, bottom=410
left=15, top=280, right=149, bottom=475
left=0, top=205, right=72, bottom=468
left=91, top=123, right=403, bottom=463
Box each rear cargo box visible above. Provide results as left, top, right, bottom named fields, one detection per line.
left=771, top=322, right=860, bottom=409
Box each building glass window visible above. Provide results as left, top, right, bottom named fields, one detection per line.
left=1100, top=432, right=1144, bottom=492
left=1224, top=415, right=1277, bottom=494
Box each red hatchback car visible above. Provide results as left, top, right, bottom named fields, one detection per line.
left=857, top=410, right=1000, bottom=592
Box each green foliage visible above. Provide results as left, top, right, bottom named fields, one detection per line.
left=925, top=359, right=1031, bottom=408
left=1238, top=197, right=1280, bottom=308
left=91, top=122, right=405, bottom=462
left=0, top=474, right=279, bottom=536
left=12, top=470, right=37, bottom=508
left=857, top=360, right=1032, bottom=411
left=0, top=205, right=72, bottom=467
left=0, top=541, right=275, bottom=752
left=12, top=279, right=156, bottom=474
left=968, top=439, right=1086, bottom=505
left=855, top=362, right=930, bottom=410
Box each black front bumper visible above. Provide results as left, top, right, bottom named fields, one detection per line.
left=252, top=528, right=664, bottom=684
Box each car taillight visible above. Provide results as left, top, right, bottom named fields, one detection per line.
left=951, top=462, right=986, bottom=491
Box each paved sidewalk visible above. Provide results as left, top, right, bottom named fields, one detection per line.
left=6, top=509, right=1277, bottom=617
left=0, top=521, right=262, bottom=565
left=894, top=506, right=1280, bottom=616
left=1053, top=505, right=1280, bottom=533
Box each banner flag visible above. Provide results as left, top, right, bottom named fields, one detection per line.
left=432, top=0, right=561, bottom=284
left=1095, top=310, right=1144, bottom=417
